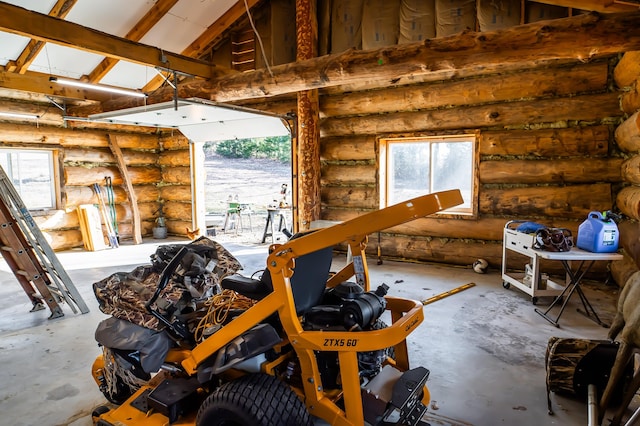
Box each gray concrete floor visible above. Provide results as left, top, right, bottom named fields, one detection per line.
left=0, top=235, right=632, bottom=426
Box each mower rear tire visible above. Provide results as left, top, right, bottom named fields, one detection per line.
left=196, top=373, right=312, bottom=426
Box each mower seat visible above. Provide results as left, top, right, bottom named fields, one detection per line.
left=222, top=245, right=333, bottom=316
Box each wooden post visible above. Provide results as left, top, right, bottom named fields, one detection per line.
left=296, top=0, right=320, bottom=230
left=107, top=134, right=143, bottom=244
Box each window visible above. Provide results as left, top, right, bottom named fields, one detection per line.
left=380, top=135, right=477, bottom=215
left=0, top=149, right=58, bottom=210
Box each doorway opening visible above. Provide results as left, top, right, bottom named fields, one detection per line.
left=203, top=136, right=293, bottom=246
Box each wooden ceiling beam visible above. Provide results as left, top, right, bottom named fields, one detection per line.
left=5, top=0, right=77, bottom=74
left=0, top=67, right=111, bottom=102
left=68, top=11, right=640, bottom=117
left=531, top=0, right=639, bottom=12
left=87, top=0, right=179, bottom=83
left=142, top=0, right=260, bottom=92
left=0, top=2, right=232, bottom=80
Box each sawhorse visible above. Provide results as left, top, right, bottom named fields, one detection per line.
left=262, top=209, right=287, bottom=243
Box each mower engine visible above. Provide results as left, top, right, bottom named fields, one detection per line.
left=302, top=281, right=391, bottom=388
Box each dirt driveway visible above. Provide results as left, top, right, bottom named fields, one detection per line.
left=204, top=155, right=292, bottom=245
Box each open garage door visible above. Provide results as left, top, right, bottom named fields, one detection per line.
left=90, top=99, right=293, bottom=238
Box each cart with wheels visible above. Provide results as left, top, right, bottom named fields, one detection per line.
left=501, top=221, right=565, bottom=304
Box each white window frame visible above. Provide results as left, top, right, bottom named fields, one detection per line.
left=0, top=148, right=59, bottom=211
left=379, top=134, right=478, bottom=217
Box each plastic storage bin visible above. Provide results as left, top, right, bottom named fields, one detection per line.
left=576, top=211, right=619, bottom=253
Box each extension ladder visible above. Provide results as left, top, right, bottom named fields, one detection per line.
left=0, top=165, right=89, bottom=318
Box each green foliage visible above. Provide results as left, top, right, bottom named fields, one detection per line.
left=208, top=136, right=291, bottom=162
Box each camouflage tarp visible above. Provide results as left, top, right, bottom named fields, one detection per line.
left=93, top=237, right=242, bottom=331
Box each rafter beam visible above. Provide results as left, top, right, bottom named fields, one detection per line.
left=142, top=0, right=260, bottom=92
left=87, top=0, right=179, bottom=83
left=5, top=0, right=77, bottom=74
left=68, top=11, right=640, bottom=117
left=533, top=0, right=639, bottom=12
left=0, top=2, right=232, bottom=80
left=0, top=67, right=114, bottom=102
left=0, top=67, right=111, bottom=102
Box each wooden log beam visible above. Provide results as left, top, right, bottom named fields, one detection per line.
left=295, top=0, right=320, bottom=231
left=160, top=134, right=190, bottom=150
left=480, top=183, right=612, bottom=218
left=480, top=158, right=623, bottom=184
left=321, top=186, right=379, bottom=210
left=321, top=135, right=377, bottom=161
left=87, top=0, right=179, bottom=83
left=44, top=229, right=83, bottom=251
left=64, top=184, right=159, bottom=207
left=615, top=111, right=640, bottom=153
left=479, top=126, right=610, bottom=157
left=321, top=164, right=377, bottom=185
left=621, top=81, right=640, bottom=114
left=108, top=135, right=142, bottom=244
left=320, top=209, right=581, bottom=242
left=64, top=166, right=161, bottom=186
left=163, top=201, right=192, bottom=221
left=5, top=0, right=77, bottom=74
left=161, top=166, right=191, bottom=184
left=321, top=92, right=621, bottom=136
left=64, top=148, right=157, bottom=166
left=618, top=220, right=640, bottom=270
left=207, top=12, right=640, bottom=102
left=166, top=219, right=192, bottom=236
left=614, top=51, right=640, bottom=88
left=621, top=156, right=640, bottom=184
left=0, top=2, right=230, bottom=80
left=160, top=185, right=193, bottom=202
left=320, top=61, right=609, bottom=117
left=616, top=186, right=640, bottom=220
left=0, top=122, right=160, bottom=148
left=610, top=250, right=638, bottom=288
left=378, top=237, right=504, bottom=269
left=158, top=149, right=191, bottom=167
left=72, top=11, right=640, bottom=116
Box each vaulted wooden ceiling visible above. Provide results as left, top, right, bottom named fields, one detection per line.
left=0, top=0, right=259, bottom=106
left=0, top=0, right=639, bottom=114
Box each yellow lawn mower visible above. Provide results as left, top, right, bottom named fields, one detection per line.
left=90, top=190, right=463, bottom=426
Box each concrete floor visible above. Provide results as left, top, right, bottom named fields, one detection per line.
left=0, top=235, right=632, bottom=426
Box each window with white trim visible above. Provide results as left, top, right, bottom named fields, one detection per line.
left=379, top=135, right=476, bottom=215
left=0, top=149, right=58, bottom=210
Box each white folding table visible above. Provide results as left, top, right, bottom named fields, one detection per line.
left=533, top=248, right=622, bottom=327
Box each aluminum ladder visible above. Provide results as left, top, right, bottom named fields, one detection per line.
left=0, top=165, right=89, bottom=318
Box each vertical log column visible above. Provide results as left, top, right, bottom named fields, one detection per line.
left=295, top=0, right=320, bottom=230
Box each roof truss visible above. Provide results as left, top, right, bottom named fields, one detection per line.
left=0, top=2, right=230, bottom=81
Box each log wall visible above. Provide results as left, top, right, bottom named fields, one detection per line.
left=0, top=117, right=192, bottom=250
left=612, top=51, right=640, bottom=286
left=318, top=59, right=624, bottom=273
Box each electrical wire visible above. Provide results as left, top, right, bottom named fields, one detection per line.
left=244, top=0, right=273, bottom=77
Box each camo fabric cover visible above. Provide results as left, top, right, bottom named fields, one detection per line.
left=93, top=237, right=242, bottom=331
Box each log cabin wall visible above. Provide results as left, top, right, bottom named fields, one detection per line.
left=0, top=112, right=191, bottom=251
left=611, top=51, right=640, bottom=287
left=317, top=58, right=624, bottom=271
left=227, top=0, right=631, bottom=275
